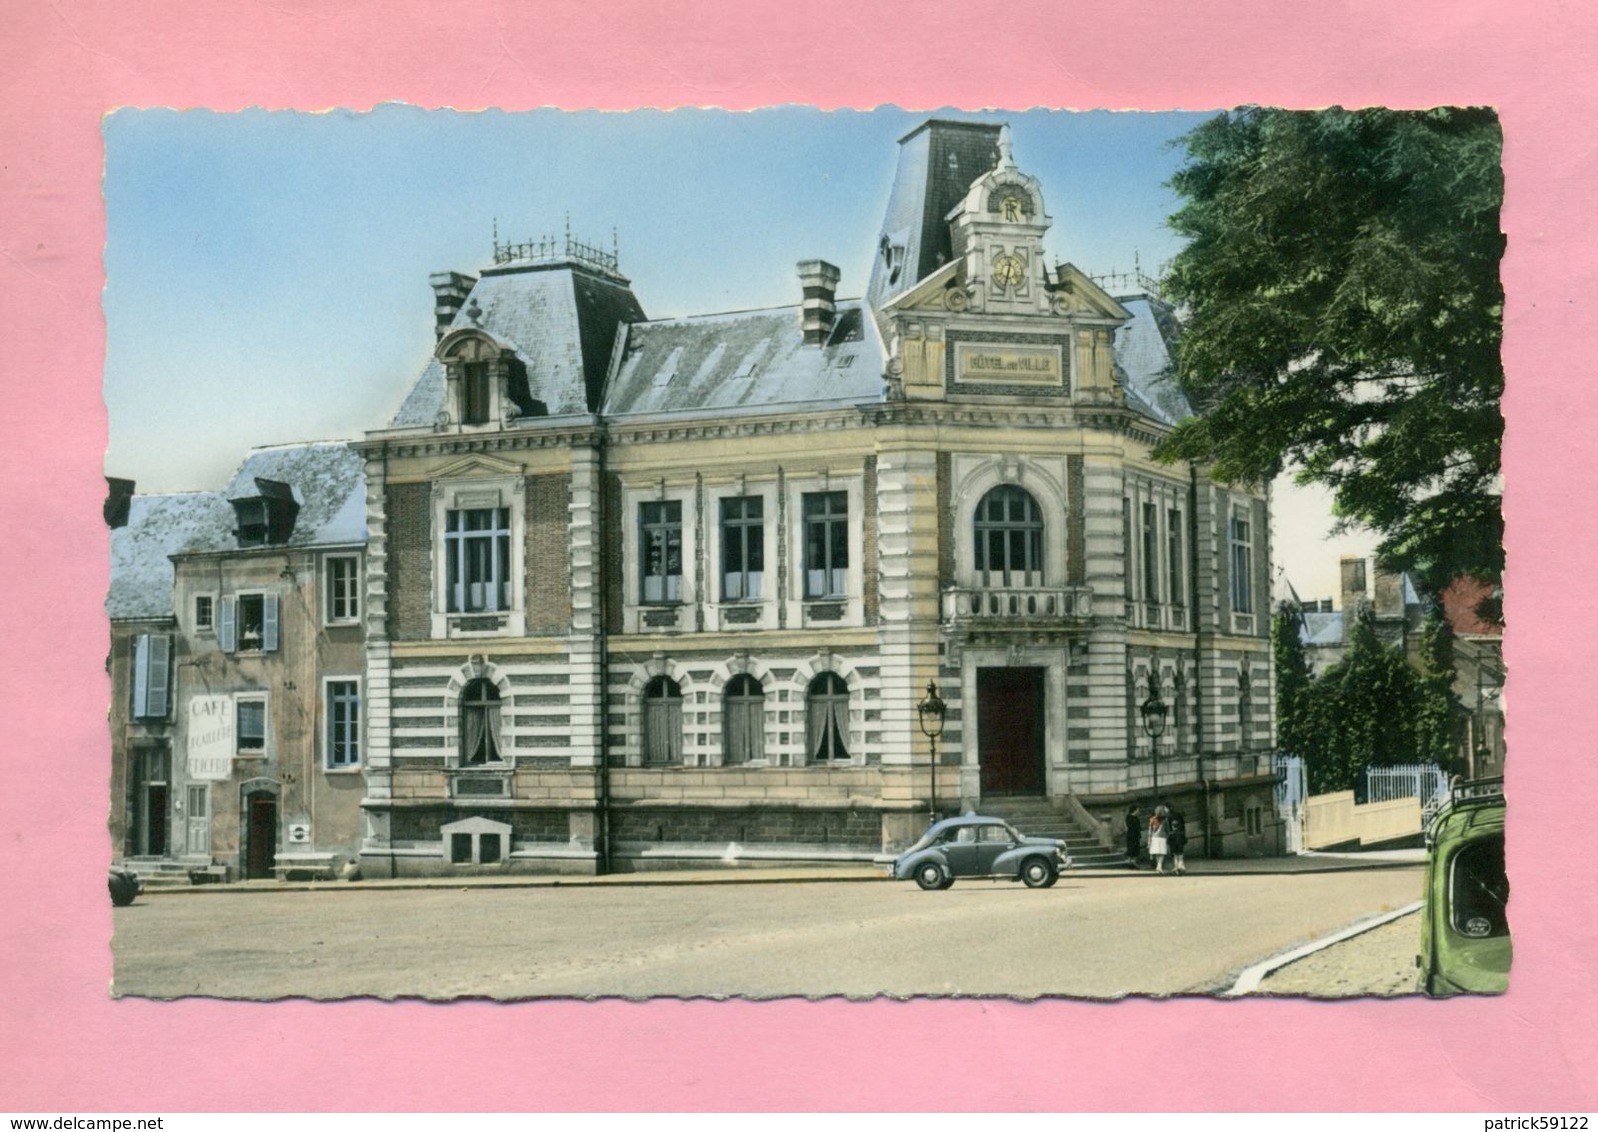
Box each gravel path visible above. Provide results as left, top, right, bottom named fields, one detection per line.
left=1258, top=912, right=1421, bottom=997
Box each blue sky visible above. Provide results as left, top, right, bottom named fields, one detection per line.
left=102, top=105, right=1374, bottom=599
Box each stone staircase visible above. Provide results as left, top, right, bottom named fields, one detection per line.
left=972, top=797, right=1130, bottom=869
left=118, top=858, right=228, bottom=887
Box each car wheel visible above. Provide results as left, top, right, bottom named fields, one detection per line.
left=914, top=861, right=948, bottom=891
left=1020, top=857, right=1056, bottom=889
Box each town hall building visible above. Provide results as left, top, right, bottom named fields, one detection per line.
left=348, top=119, right=1282, bottom=876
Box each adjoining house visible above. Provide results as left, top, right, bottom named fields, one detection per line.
left=108, top=443, right=366, bottom=881
left=352, top=120, right=1283, bottom=875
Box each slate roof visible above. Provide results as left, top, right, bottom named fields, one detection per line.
left=218, top=441, right=367, bottom=549
left=1300, top=610, right=1345, bottom=647
left=866, top=120, right=1003, bottom=312
left=1113, top=294, right=1193, bottom=427
left=604, top=300, right=884, bottom=418
left=107, top=443, right=367, bottom=621
left=107, top=492, right=232, bottom=620
left=390, top=258, right=645, bottom=427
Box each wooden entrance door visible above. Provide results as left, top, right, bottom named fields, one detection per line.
left=245, top=793, right=277, bottom=879
left=978, top=667, right=1046, bottom=795
left=129, top=745, right=169, bottom=857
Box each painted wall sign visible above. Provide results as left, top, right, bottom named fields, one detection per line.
left=186, top=694, right=235, bottom=781
left=954, top=342, right=1064, bottom=386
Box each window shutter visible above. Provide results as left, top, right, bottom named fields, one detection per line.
left=219, top=597, right=237, bottom=653
left=263, top=594, right=280, bottom=652
left=146, top=635, right=171, bottom=719
left=132, top=634, right=150, bottom=717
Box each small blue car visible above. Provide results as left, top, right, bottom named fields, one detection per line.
left=891, top=814, right=1071, bottom=890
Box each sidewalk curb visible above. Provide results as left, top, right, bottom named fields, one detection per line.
left=133, top=858, right=1421, bottom=896
left=1223, top=900, right=1424, bottom=995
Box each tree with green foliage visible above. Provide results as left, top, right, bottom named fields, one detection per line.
left=1158, top=107, right=1505, bottom=594
left=1413, top=608, right=1462, bottom=770
left=1272, top=602, right=1314, bottom=759
left=1301, top=606, right=1428, bottom=793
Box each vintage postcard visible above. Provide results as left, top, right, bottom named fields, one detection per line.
left=103, top=106, right=1505, bottom=1002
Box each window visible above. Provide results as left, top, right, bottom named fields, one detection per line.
left=462, top=361, right=492, bottom=425
left=1229, top=509, right=1253, bottom=614
left=130, top=633, right=171, bottom=720
left=1141, top=501, right=1159, bottom=602
left=640, top=501, right=683, bottom=604
left=460, top=678, right=503, bottom=765
left=803, top=492, right=848, bottom=599
left=446, top=507, right=510, bottom=613
left=720, top=497, right=764, bottom=601
left=643, top=676, right=683, bottom=764
left=722, top=674, right=765, bottom=764
left=1167, top=507, right=1185, bottom=608
left=1450, top=834, right=1509, bottom=938
left=325, top=555, right=360, bottom=624
left=326, top=680, right=361, bottom=769
left=973, top=485, right=1043, bottom=584
left=194, top=595, right=214, bottom=633
left=806, top=672, right=850, bottom=762
left=219, top=594, right=279, bottom=653
left=237, top=696, right=267, bottom=754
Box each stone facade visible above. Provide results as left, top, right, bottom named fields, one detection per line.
left=352, top=119, right=1280, bottom=875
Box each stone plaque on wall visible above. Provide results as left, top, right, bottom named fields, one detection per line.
left=954, top=342, right=1063, bottom=386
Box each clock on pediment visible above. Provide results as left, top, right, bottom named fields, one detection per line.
left=992, top=252, right=1026, bottom=291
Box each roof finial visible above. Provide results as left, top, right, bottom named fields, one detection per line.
left=997, top=123, right=1016, bottom=169
left=565, top=212, right=571, bottom=255
left=493, top=217, right=500, bottom=257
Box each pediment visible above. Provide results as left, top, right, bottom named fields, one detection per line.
left=1051, top=263, right=1132, bottom=321
left=432, top=453, right=527, bottom=480
left=878, top=261, right=967, bottom=314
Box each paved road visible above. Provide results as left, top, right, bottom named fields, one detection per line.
left=112, top=868, right=1423, bottom=1000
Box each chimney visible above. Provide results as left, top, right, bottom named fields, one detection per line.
left=429, top=272, right=478, bottom=342
left=798, top=260, right=842, bottom=347
left=104, top=477, right=134, bottom=529
left=1339, top=556, right=1369, bottom=641
left=1372, top=568, right=1404, bottom=618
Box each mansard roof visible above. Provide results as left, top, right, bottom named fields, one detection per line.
left=390, top=258, right=645, bottom=427
left=218, top=442, right=367, bottom=548
left=1111, top=293, right=1193, bottom=427
left=603, top=299, right=884, bottom=418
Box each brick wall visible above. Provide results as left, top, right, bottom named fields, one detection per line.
left=1068, top=454, right=1086, bottom=584
left=387, top=482, right=431, bottom=640
left=524, top=474, right=572, bottom=634
left=602, top=472, right=624, bottom=634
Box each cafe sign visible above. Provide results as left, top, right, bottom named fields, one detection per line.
left=954, top=342, right=1064, bottom=387
left=186, top=695, right=235, bottom=781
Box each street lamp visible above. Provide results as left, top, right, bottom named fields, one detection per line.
left=918, top=680, right=947, bottom=821
left=1139, top=673, right=1168, bottom=800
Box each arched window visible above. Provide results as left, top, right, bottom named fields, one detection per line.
left=460, top=678, right=502, bottom=765
left=974, top=485, right=1043, bottom=585
left=806, top=672, right=850, bottom=762
left=722, top=674, right=765, bottom=764
left=643, top=675, right=683, bottom=765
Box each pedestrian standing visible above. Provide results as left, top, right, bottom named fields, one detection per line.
left=1166, top=807, right=1188, bottom=875
left=1124, top=805, right=1142, bottom=867
left=1148, top=805, right=1170, bottom=875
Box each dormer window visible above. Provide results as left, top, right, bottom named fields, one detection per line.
left=462, top=361, right=492, bottom=425
left=229, top=478, right=299, bottom=547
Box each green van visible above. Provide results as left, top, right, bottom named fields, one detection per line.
left=1416, top=778, right=1510, bottom=996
